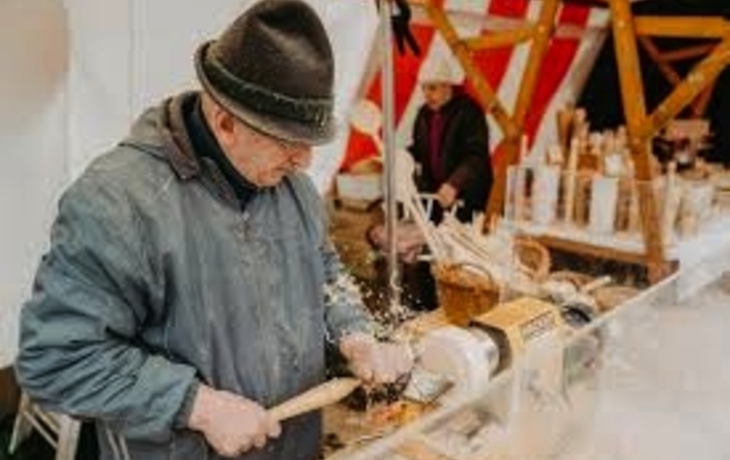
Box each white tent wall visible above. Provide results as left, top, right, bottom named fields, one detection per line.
left=66, top=0, right=378, bottom=187
left=0, top=0, right=69, bottom=366
left=64, top=0, right=134, bottom=179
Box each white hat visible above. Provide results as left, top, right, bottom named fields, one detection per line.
left=417, top=52, right=464, bottom=85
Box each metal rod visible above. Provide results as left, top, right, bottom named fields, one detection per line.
left=380, top=0, right=401, bottom=310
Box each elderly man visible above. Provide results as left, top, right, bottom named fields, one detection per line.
left=409, top=52, right=493, bottom=223
left=15, top=1, right=412, bottom=459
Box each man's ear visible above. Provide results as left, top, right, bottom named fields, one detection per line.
left=202, top=93, right=237, bottom=148
left=210, top=106, right=237, bottom=149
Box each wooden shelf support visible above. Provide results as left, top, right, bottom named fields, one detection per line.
left=644, top=37, right=730, bottom=136
left=638, top=36, right=716, bottom=117
left=609, top=0, right=665, bottom=274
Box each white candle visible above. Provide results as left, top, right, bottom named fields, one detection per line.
left=589, top=176, right=619, bottom=234
left=563, top=139, right=580, bottom=224
left=533, top=166, right=560, bottom=226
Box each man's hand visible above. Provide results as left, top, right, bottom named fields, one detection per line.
left=188, top=385, right=281, bottom=458
left=436, top=183, right=458, bottom=208
left=339, top=333, right=414, bottom=384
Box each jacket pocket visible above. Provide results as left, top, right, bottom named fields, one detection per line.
left=169, top=431, right=209, bottom=460
left=116, top=430, right=208, bottom=460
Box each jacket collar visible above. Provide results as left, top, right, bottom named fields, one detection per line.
left=157, top=92, right=203, bottom=181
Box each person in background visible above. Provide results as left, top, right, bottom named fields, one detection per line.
left=369, top=52, right=493, bottom=310
left=15, top=1, right=413, bottom=459
left=408, top=52, right=493, bottom=223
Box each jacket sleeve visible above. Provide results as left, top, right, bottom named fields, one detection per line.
left=15, top=175, right=198, bottom=442
left=321, top=231, right=377, bottom=344
left=446, top=103, right=490, bottom=192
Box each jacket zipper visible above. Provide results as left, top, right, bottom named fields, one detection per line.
left=239, top=209, right=278, bottom=406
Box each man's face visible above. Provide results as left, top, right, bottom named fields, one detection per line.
left=421, top=82, right=453, bottom=111
left=225, top=121, right=312, bottom=187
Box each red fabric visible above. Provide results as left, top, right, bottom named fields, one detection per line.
left=340, top=0, right=593, bottom=172
left=342, top=24, right=439, bottom=169
left=467, top=0, right=530, bottom=168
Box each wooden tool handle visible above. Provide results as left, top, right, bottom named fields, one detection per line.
left=580, top=275, right=612, bottom=294
left=268, top=378, right=360, bottom=422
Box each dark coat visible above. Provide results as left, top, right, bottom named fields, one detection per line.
left=408, top=91, right=493, bottom=222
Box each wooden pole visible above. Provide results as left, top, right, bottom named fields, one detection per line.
left=609, top=0, right=667, bottom=280
left=380, top=0, right=401, bottom=308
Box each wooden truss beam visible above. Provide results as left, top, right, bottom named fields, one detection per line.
left=635, top=17, right=730, bottom=39
left=463, top=26, right=535, bottom=49
left=643, top=38, right=730, bottom=137
left=659, top=43, right=717, bottom=63
left=609, top=0, right=667, bottom=277
left=639, top=36, right=684, bottom=87
left=639, top=37, right=721, bottom=118
left=693, top=81, right=717, bottom=118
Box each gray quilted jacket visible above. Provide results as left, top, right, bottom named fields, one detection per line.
left=16, top=93, right=374, bottom=460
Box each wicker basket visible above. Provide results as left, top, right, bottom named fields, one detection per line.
left=432, top=263, right=501, bottom=327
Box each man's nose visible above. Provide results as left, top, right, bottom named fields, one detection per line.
left=289, top=146, right=312, bottom=168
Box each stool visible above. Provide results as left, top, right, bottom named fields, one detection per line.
left=9, top=392, right=81, bottom=460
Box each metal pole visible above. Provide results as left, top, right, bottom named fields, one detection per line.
left=380, top=0, right=401, bottom=310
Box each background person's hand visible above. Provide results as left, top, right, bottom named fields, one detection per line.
left=435, top=183, right=457, bottom=208
left=339, top=333, right=414, bottom=384
left=188, top=385, right=281, bottom=457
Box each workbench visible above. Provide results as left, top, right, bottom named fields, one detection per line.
left=322, top=262, right=726, bottom=460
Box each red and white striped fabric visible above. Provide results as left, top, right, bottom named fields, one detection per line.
left=340, top=0, right=609, bottom=171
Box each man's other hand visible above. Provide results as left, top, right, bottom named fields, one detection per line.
left=339, top=333, right=414, bottom=384
left=188, top=385, right=281, bottom=457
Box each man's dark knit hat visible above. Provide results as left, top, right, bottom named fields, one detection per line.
left=195, top=0, right=335, bottom=145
